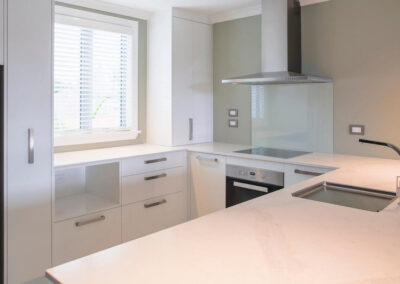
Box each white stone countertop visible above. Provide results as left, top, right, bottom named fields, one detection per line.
left=48, top=143, right=400, bottom=283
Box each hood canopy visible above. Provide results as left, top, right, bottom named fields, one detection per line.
left=222, top=0, right=332, bottom=85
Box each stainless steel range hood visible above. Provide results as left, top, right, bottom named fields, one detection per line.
left=222, top=0, right=332, bottom=85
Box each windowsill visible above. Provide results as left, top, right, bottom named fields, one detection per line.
left=54, top=130, right=142, bottom=147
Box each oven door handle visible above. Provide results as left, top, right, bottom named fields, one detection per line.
left=233, top=181, right=269, bottom=193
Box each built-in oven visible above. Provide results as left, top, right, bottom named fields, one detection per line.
left=226, top=164, right=284, bottom=207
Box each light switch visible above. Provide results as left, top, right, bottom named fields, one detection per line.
left=228, top=109, right=239, bottom=117
left=229, top=119, right=238, bottom=128
left=349, top=125, right=365, bottom=135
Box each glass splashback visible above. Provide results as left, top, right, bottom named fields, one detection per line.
left=251, top=83, right=333, bottom=153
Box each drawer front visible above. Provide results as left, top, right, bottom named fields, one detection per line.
left=285, top=164, right=335, bottom=187
left=53, top=207, right=121, bottom=266
left=122, top=192, right=187, bottom=242
left=121, top=151, right=186, bottom=176
left=122, top=167, right=187, bottom=205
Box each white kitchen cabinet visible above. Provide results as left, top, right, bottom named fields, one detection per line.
left=122, top=191, right=187, bottom=242
left=190, top=153, right=226, bottom=219
left=54, top=162, right=120, bottom=222
left=6, top=0, right=53, bottom=283
left=171, top=17, right=213, bottom=145
left=121, top=151, right=188, bottom=241
left=52, top=150, right=188, bottom=266
left=285, top=164, right=336, bottom=187
left=53, top=207, right=121, bottom=266
left=147, top=10, right=213, bottom=146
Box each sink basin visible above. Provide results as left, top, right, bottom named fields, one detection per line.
left=292, top=181, right=397, bottom=212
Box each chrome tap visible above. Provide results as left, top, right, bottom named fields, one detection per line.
left=359, top=139, right=400, bottom=156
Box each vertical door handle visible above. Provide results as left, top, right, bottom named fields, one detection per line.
left=189, top=118, right=193, bottom=141
left=28, top=128, right=34, bottom=164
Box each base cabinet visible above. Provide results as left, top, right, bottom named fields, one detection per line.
left=52, top=207, right=122, bottom=266
left=190, top=153, right=226, bottom=219
left=122, top=191, right=187, bottom=242
left=285, top=164, right=336, bottom=187
left=52, top=151, right=189, bottom=266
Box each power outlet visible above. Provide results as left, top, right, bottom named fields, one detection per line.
left=229, top=119, right=238, bottom=128
left=349, top=125, right=365, bottom=135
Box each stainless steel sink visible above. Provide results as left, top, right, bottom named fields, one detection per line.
left=292, top=182, right=397, bottom=212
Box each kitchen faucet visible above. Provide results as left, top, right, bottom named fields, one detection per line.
left=359, top=139, right=400, bottom=202
left=359, top=139, right=400, bottom=156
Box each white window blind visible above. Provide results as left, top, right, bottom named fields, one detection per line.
left=54, top=7, right=138, bottom=146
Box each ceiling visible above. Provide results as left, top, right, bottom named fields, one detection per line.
left=101, top=0, right=329, bottom=15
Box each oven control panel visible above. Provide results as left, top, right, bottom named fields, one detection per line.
left=226, top=164, right=284, bottom=186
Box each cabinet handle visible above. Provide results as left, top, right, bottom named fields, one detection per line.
left=189, top=118, right=193, bottom=141
left=144, top=157, right=167, bottom=164
left=144, top=199, right=167, bottom=208
left=233, top=181, right=269, bottom=193
left=28, top=128, right=34, bottom=164
left=294, top=169, right=323, bottom=177
left=75, top=215, right=106, bottom=227
left=144, top=173, right=167, bottom=181
left=196, top=155, right=218, bottom=163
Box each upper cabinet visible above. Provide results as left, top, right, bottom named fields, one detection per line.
left=147, top=9, right=213, bottom=146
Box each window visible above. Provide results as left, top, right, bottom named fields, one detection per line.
left=54, top=7, right=139, bottom=146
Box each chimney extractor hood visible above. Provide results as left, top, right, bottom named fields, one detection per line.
left=222, top=0, right=332, bottom=85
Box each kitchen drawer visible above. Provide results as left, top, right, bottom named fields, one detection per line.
left=285, top=164, right=336, bottom=187
left=122, top=191, right=187, bottom=242
left=121, top=151, right=186, bottom=176
left=52, top=207, right=121, bottom=266
left=122, top=166, right=187, bottom=205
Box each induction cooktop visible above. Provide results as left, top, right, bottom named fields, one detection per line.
left=235, top=147, right=310, bottom=159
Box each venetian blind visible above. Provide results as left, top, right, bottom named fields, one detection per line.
left=54, top=21, right=133, bottom=134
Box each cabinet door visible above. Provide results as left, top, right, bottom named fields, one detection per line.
left=191, top=21, right=213, bottom=144
left=172, top=18, right=213, bottom=146
left=285, top=164, right=335, bottom=187
left=172, top=17, right=193, bottom=146
left=190, top=153, right=226, bottom=219
left=6, top=0, right=53, bottom=283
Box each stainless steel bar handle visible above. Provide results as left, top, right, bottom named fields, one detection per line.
left=233, top=181, right=269, bottom=193
left=144, top=199, right=167, bottom=209
left=189, top=118, right=193, bottom=141
left=294, top=169, right=323, bottom=177
left=75, top=215, right=106, bottom=227
left=196, top=155, right=218, bottom=163
left=144, top=157, right=167, bottom=164
left=144, top=173, right=167, bottom=181
left=28, top=128, right=34, bottom=164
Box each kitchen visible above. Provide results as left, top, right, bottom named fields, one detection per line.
left=2, top=0, right=400, bottom=283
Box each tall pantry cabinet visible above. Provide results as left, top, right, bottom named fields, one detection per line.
left=4, top=0, right=53, bottom=283
left=147, top=9, right=213, bottom=146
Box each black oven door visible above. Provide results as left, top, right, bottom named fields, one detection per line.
left=226, top=177, right=283, bottom=208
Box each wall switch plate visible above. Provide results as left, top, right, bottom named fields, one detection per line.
left=349, top=125, right=365, bottom=135
left=229, top=119, right=238, bottom=128
left=228, top=109, right=239, bottom=117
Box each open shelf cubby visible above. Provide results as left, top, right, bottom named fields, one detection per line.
left=54, top=162, right=120, bottom=222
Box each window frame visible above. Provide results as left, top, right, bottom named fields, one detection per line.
left=54, top=6, right=140, bottom=147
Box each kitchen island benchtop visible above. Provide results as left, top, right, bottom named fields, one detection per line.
left=48, top=143, right=400, bottom=283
